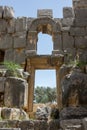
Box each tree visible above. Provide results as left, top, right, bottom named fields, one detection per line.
left=34, top=86, right=56, bottom=103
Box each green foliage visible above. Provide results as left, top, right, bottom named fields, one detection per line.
left=34, top=86, right=56, bottom=103
left=69, top=59, right=87, bottom=68
left=3, top=61, right=21, bottom=71
left=3, top=61, right=22, bottom=77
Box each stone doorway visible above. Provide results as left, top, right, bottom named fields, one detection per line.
left=26, top=55, right=64, bottom=112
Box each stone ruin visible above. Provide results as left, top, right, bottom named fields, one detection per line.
left=0, top=0, right=86, bottom=129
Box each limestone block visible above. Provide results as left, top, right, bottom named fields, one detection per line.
left=0, top=77, right=5, bottom=93
left=27, top=18, right=35, bottom=30
left=60, top=119, right=82, bottom=130
left=7, top=120, right=19, bottom=128
left=14, top=49, right=25, bottom=64
left=25, top=50, right=37, bottom=57
left=74, top=8, right=87, bottom=26
left=61, top=18, right=74, bottom=27
left=3, top=6, right=14, bottom=19
left=0, top=121, right=8, bottom=128
left=60, top=107, right=87, bottom=120
left=61, top=71, right=87, bottom=107
left=53, top=33, right=62, bottom=50
left=1, top=107, right=29, bottom=120
left=1, top=107, right=12, bottom=119
left=0, top=35, right=13, bottom=49
left=4, top=77, right=28, bottom=108
left=7, top=18, right=16, bottom=33
left=4, top=49, right=14, bottom=62
left=33, top=120, right=48, bottom=130
left=0, top=128, right=21, bottom=130
left=15, top=17, right=27, bottom=32
left=82, top=118, right=87, bottom=130
left=73, top=0, right=80, bottom=8
left=70, top=27, right=86, bottom=36
left=63, top=48, right=76, bottom=64
left=78, top=49, right=87, bottom=63
left=37, top=9, right=53, bottom=18
left=0, top=6, right=4, bottom=18
left=48, top=120, right=60, bottom=130
left=14, top=32, right=26, bottom=48
left=63, top=7, right=74, bottom=18
left=0, top=19, right=7, bottom=32
left=73, top=0, right=87, bottom=8
left=62, top=32, right=74, bottom=49
left=75, top=8, right=87, bottom=19
left=75, top=37, right=87, bottom=49
left=18, top=120, right=34, bottom=130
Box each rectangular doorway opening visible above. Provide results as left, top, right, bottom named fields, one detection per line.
left=34, top=69, right=57, bottom=104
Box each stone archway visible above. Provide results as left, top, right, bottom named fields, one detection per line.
left=26, top=16, right=64, bottom=113
left=26, top=17, right=62, bottom=56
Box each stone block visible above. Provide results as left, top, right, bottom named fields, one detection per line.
left=14, top=32, right=26, bottom=48
left=1, top=107, right=12, bottom=119
left=53, top=33, right=62, bottom=50
left=0, top=19, right=7, bottom=32
left=26, top=17, right=35, bottom=29
left=63, top=7, right=74, bottom=18
left=0, top=121, right=8, bottom=128
left=18, top=120, right=34, bottom=130
left=1, top=107, right=29, bottom=120
left=75, top=37, right=87, bottom=49
left=62, top=32, right=74, bottom=49
left=14, top=49, right=26, bottom=64
left=82, top=118, right=87, bottom=130
left=48, top=120, right=60, bottom=130
left=3, top=6, right=14, bottom=19
left=34, top=120, right=48, bottom=130
left=0, top=77, right=5, bottom=93
left=37, top=9, right=53, bottom=18
left=0, top=6, right=4, bottom=18
left=4, top=49, right=14, bottom=62
left=75, top=8, right=87, bottom=19
left=60, top=119, right=82, bottom=130
left=0, top=35, right=13, bottom=49
left=0, top=128, right=21, bottom=130
left=74, top=8, right=87, bottom=26
left=7, top=18, right=16, bottom=33
left=25, top=50, right=37, bottom=57
left=4, top=77, right=28, bottom=108
left=73, top=0, right=87, bottom=8
left=78, top=49, right=87, bottom=63
left=61, top=18, right=74, bottom=27
left=70, top=27, right=86, bottom=36
left=7, top=120, right=19, bottom=128
left=15, top=17, right=27, bottom=32
left=63, top=48, right=76, bottom=64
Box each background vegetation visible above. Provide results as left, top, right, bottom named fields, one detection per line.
left=34, top=86, right=56, bottom=103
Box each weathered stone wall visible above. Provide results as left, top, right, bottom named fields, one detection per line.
left=0, top=1, right=87, bottom=66
left=0, top=0, right=87, bottom=129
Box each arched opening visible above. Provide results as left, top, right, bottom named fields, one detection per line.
left=37, top=32, right=53, bottom=55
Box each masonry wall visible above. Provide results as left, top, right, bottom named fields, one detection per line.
left=0, top=1, right=87, bottom=67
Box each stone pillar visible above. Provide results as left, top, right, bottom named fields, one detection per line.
left=27, top=31, right=38, bottom=55
left=27, top=62, right=35, bottom=112
left=56, top=68, right=62, bottom=110
left=52, top=32, right=62, bottom=55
